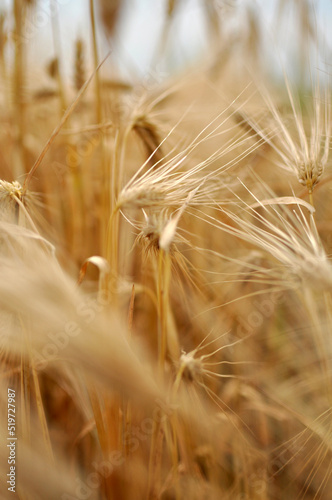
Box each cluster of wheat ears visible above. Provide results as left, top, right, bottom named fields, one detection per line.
left=1, top=0, right=332, bottom=499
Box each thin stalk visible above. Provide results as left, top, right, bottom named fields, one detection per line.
left=147, top=418, right=159, bottom=499
left=0, top=13, right=7, bottom=83
left=123, top=285, right=135, bottom=456
left=302, top=287, right=332, bottom=404
left=13, top=0, right=28, bottom=175
left=88, top=383, right=108, bottom=457
left=20, top=317, right=53, bottom=460
left=172, top=363, right=186, bottom=397
left=105, top=205, right=120, bottom=296
left=169, top=364, right=186, bottom=500
left=31, top=364, right=54, bottom=461
left=117, top=124, right=132, bottom=197
left=89, top=0, right=102, bottom=124
left=105, top=125, right=131, bottom=295
left=308, top=189, right=314, bottom=209
left=20, top=353, right=30, bottom=441
left=88, top=384, right=113, bottom=499
left=21, top=316, right=54, bottom=462
left=148, top=244, right=172, bottom=498
left=100, top=128, right=110, bottom=255
left=50, top=0, right=67, bottom=112
left=147, top=419, right=164, bottom=500
left=157, top=249, right=171, bottom=378
left=170, top=416, right=181, bottom=500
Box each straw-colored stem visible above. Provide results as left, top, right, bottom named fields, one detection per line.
left=50, top=0, right=67, bottom=113
left=123, top=285, right=135, bottom=456
left=157, top=249, right=171, bottom=378
left=20, top=353, right=30, bottom=441
left=302, top=287, right=332, bottom=404
left=101, top=131, right=110, bottom=255
left=308, top=189, right=314, bottom=209
left=147, top=418, right=164, bottom=500
left=149, top=250, right=173, bottom=497
left=88, top=383, right=108, bottom=456
left=13, top=0, right=28, bottom=175
left=89, top=0, right=102, bottom=124
left=88, top=385, right=114, bottom=499
left=20, top=322, right=52, bottom=461
left=172, top=363, right=185, bottom=397
left=105, top=125, right=132, bottom=294
left=105, top=205, right=120, bottom=298
left=31, top=364, right=54, bottom=462
left=170, top=415, right=181, bottom=500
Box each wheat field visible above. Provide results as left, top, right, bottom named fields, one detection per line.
left=1, top=1, right=332, bottom=499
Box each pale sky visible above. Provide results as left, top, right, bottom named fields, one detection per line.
left=2, top=0, right=332, bottom=84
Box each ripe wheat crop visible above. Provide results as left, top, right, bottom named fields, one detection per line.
left=1, top=1, right=332, bottom=499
